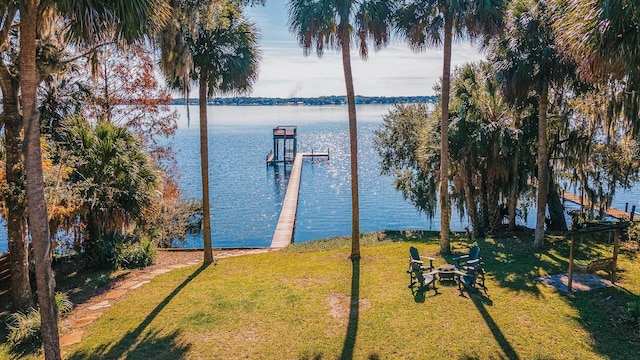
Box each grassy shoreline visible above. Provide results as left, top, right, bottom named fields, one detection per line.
left=3, top=230, right=639, bottom=359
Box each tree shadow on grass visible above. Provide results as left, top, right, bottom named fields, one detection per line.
left=340, top=258, right=360, bottom=360
left=389, top=230, right=560, bottom=296
left=53, top=256, right=131, bottom=307
left=67, top=265, right=208, bottom=360
left=480, top=235, right=640, bottom=359
left=4, top=338, right=44, bottom=359
left=451, top=236, right=575, bottom=297
left=465, top=291, right=520, bottom=360
left=396, top=230, right=640, bottom=358
left=68, top=329, right=190, bottom=360
left=380, top=230, right=442, bottom=244
left=564, top=286, right=640, bottom=360
left=334, top=260, right=392, bottom=360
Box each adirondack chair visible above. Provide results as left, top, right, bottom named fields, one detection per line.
left=409, top=246, right=434, bottom=272
left=453, top=245, right=481, bottom=271
left=453, top=246, right=487, bottom=293
left=455, top=265, right=487, bottom=293
left=407, top=246, right=438, bottom=294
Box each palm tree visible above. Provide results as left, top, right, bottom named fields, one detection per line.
left=557, top=0, right=640, bottom=84
left=449, top=61, right=520, bottom=235
left=16, top=1, right=168, bottom=358
left=159, top=0, right=260, bottom=265
left=491, top=0, right=576, bottom=249
left=556, top=0, right=640, bottom=136
left=288, top=0, right=395, bottom=260
left=58, top=117, right=159, bottom=265
left=395, top=0, right=504, bottom=254
left=377, top=62, right=523, bottom=239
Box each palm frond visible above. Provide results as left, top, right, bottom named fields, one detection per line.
left=394, top=1, right=444, bottom=51
left=288, top=0, right=338, bottom=56
left=57, top=0, right=170, bottom=46
left=395, top=0, right=504, bottom=51
left=354, top=0, right=395, bottom=58
left=557, top=0, right=640, bottom=82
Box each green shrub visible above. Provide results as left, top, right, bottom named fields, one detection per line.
left=7, top=293, right=74, bottom=346
left=627, top=222, right=640, bottom=243
left=56, top=292, right=74, bottom=315
left=625, top=301, right=640, bottom=327
left=90, top=233, right=124, bottom=269
left=147, top=199, right=203, bottom=248
left=116, top=236, right=156, bottom=269
left=89, top=233, right=156, bottom=269
left=6, top=309, right=41, bottom=346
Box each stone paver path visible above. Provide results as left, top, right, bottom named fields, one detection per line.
left=86, top=301, right=111, bottom=312
left=538, top=273, right=614, bottom=293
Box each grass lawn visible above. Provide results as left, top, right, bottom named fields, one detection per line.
left=3, top=230, right=640, bottom=359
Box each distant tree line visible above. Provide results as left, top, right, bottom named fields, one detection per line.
left=171, top=95, right=436, bottom=106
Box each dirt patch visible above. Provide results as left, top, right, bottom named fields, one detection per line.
left=538, top=273, right=614, bottom=293
left=326, top=292, right=371, bottom=327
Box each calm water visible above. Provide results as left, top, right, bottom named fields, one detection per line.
left=175, top=104, right=445, bottom=248
left=1, top=104, right=640, bottom=253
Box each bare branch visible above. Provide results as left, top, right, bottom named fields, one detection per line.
left=0, top=5, right=17, bottom=52
left=61, top=42, right=116, bottom=64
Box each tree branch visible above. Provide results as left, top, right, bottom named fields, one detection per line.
left=61, top=41, right=115, bottom=64
left=0, top=5, right=17, bottom=53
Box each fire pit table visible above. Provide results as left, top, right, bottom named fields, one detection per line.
left=437, top=264, right=457, bottom=282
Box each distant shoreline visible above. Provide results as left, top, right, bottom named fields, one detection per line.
left=171, top=95, right=436, bottom=106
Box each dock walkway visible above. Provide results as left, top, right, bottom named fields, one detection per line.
left=562, top=193, right=632, bottom=220
left=270, top=151, right=329, bottom=248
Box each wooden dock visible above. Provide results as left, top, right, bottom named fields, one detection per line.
left=270, top=151, right=329, bottom=248
left=562, top=193, right=632, bottom=220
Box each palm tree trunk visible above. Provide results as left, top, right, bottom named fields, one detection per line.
left=340, top=24, right=360, bottom=260
left=439, top=13, right=453, bottom=254
left=547, top=165, right=567, bottom=231
left=479, top=171, right=490, bottom=231
left=19, top=1, right=61, bottom=358
left=487, top=173, right=502, bottom=233
left=199, top=69, right=214, bottom=264
left=461, top=156, right=479, bottom=239
left=0, top=68, right=34, bottom=312
left=487, top=145, right=502, bottom=233
left=534, top=82, right=550, bottom=249
left=508, top=147, right=519, bottom=231
left=84, top=212, right=104, bottom=265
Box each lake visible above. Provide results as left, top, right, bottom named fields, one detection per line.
left=172, top=104, right=450, bottom=248
left=1, top=104, right=639, bottom=253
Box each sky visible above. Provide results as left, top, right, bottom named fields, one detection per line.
left=244, top=2, right=487, bottom=98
